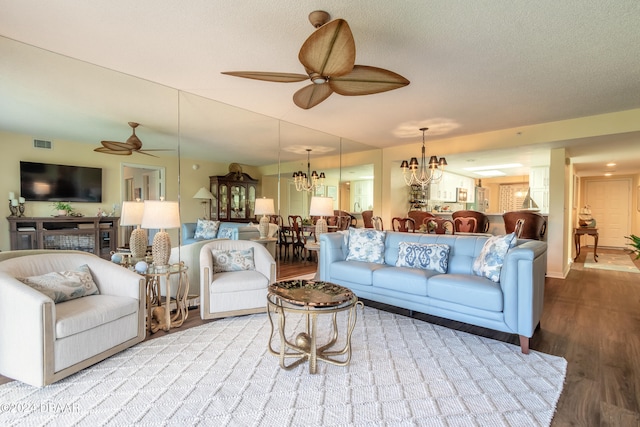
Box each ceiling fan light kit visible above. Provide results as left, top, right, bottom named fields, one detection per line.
left=222, top=11, right=409, bottom=109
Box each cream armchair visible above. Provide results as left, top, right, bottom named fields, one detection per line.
left=200, top=240, right=276, bottom=320
left=0, top=250, right=145, bottom=387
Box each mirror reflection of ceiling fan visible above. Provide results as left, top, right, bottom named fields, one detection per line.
left=222, top=10, right=410, bottom=109
left=94, top=122, right=172, bottom=157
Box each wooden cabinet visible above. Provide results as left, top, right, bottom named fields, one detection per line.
left=210, top=172, right=258, bottom=222
left=529, top=166, right=549, bottom=212
left=7, top=216, right=119, bottom=259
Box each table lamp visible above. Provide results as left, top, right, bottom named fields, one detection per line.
left=309, top=196, right=334, bottom=239
left=254, top=197, right=275, bottom=239
left=141, top=199, right=180, bottom=266
left=192, top=187, right=215, bottom=219
left=120, top=200, right=147, bottom=260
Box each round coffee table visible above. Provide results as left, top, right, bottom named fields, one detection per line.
left=267, top=279, right=363, bottom=374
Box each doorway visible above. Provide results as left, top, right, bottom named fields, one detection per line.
left=585, top=178, right=632, bottom=248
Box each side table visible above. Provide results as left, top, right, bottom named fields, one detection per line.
left=250, top=237, right=278, bottom=259
left=574, top=227, right=598, bottom=262
left=145, top=263, right=189, bottom=333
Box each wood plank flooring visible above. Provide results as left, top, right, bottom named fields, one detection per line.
left=2, top=248, right=639, bottom=425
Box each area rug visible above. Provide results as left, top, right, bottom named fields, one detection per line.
left=0, top=307, right=567, bottom=426
left=584, top=252, right=640, bottom=273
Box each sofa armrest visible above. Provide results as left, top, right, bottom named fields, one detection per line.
left=0, top=273, right=53, bottom=386
left=319, top=233, right=348, bottom=280
left=500, top=240, right=548, bottom=337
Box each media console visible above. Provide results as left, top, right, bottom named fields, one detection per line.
left=7, top=216, right=119, bottom=260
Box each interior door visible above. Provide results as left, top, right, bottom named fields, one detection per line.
left=585, top=178, right=632, bottom=248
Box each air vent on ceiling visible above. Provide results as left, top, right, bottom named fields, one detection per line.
left=33, top=139, right=53, bottom=149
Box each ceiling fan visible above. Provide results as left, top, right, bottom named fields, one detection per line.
left=94, top=122, right=171, bottom=157
left=222, top=11, right=410, bottom=109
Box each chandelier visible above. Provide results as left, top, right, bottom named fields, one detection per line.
left=400, top=127, right=447, bottom=189
left=293, top=148, right=325, bottom=192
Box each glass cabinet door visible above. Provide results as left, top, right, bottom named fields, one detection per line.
left=210, top=183, right=218, bottom=219
left=248, top=185, right=256, bottom=219
left=219, top=184, right=228, bottom=219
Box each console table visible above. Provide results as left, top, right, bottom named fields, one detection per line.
left=574, top=227, right=598, bottom=262
left=7, top=216, right=119, bottom=260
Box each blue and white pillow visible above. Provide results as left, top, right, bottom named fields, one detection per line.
left=217, top=226, right=236, bottom=240
left=346, top=228, right=386, bottom=264
left=396, top=242, right=450, bottom=274
left=194, top=219, right=220, bottom=240
left=17, top=264, right=100, bottom=303
left=472, top=233, right=517, bottom=282
left=211, top=248, right=255, bottom=273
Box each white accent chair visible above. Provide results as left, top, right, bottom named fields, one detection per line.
left=200, top=240, right=276, bottom=320
left=0, top=250, right=145, bottom=387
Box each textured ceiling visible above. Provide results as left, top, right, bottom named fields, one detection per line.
left=1, top=0, right=639, bottom=176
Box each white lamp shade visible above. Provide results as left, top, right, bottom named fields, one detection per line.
left=255, top=197, right=275, bottom=216
left=309, top=196, right=334, bottom=217
left=192, top=187, right=214, bottom=200
left=119, top=201, right=145, bottom=226
left=141, top=200, right=181, bottom=230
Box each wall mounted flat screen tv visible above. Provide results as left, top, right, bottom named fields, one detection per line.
left=20, top=161, right=103, bottom=202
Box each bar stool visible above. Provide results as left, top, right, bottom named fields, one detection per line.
left=503, top=211, right=547, bottom=240
left=451, top=210, right=490, bottom=233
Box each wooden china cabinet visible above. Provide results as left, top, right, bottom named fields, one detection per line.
left=209, top=171, right=258, bottom=222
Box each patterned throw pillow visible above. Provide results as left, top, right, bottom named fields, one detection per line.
left=346, top=228, right=386, bottom=264
left=396, top=242, right=450, bottom=274
left=217, top=226, right=236, bottom=240
left=211, top=248, right=256, bottom=273
left=17, top=264, right=100, bottom=303
left=194, top=219, right=220, bottom=240
left=472, top=233, right=517, bottom=282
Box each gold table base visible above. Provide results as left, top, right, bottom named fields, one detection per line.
left=267, top=293, right=363, bottom=374
left=145, top=263, right=189, bottom=333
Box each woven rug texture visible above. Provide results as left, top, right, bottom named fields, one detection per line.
left=0, top=306, right=566, bottom=426
left=583, top=252, right=640, bottom=273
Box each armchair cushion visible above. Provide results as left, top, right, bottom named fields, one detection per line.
left=396, top=242, right=450, bottom=274
left=472, top=233, right=517, bottom=282
left=17, top=264, right=99, bottom=303
left=211, top=248, right=255, bottom=273
left=194, top=219, right=220, bottom=240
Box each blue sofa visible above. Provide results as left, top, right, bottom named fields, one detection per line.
left=181, top=221, right=259, bottom=245
left=319, top=231, right=547, bottom=353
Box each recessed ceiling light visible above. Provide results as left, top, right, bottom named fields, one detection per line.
left=475, top=170, right=506, bottom=177
left=463, top=163, right=522, bottom=172
left=604, top=173, right=613, bottom=177
left=606, top=162, right=616, bottom=167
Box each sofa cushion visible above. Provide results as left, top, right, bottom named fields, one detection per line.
left=210, top=270, right=269, bottom=293
left=396, top=242, right=450, bottom=274
left=17, top=264, right=99, bottom=303
left=346, top=228, right=386, bottom=264
left=427, top=274, right=504, bottom=312
left=194, top=219, right=220, bottom=240
left=211, top=248, right=255, bottom=273
left=330, top=260, right=387, bottom=286
left=373, top=266, right=433, bottom=296
left=472, top=233, right=516, bottom=282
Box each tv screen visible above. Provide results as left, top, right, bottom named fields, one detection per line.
left=20, top=161, right=103, bottom=202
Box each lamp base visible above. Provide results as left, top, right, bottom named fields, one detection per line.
left=315, top=217, right=327, bottom=241
left=259, top=215, right=270, bottom=239
left=151, top=230, right=171, bottom=266
left=129, top=227, right=148, bottom=260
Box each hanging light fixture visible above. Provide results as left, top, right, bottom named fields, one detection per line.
left=293, top=148, right=325, bottom=192
left=400, top=127, right=447, bottom=189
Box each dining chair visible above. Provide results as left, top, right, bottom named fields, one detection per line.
left=407, top=211, right=436, bottom=228
left=361, top=210, right=374, bottom=228
left=372, top=216, right=384, bottom=231
left=288, top=215, right=307, bottom=259
left=391, top=217, right=416, bottom=232
left=503, top=211, right=547, bottom=240
left=426, top=217, right=455, bottom=234
left=451, top=210, right=490, bottom=233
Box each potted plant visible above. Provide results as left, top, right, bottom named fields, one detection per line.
left=52, top=201, right=73, bottom=216
left=625, top=235, right=640, bottom=260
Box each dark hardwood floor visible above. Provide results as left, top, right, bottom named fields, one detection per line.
left=3, top=248, right=639, bottom=425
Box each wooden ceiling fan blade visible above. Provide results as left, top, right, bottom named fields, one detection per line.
left=293, top=83, right=333, bottom=109
left=299, top=19, right=355, bottom=77
left=100, top=141, right=134, bottom=151
left=135, top=150, right=159, bottom=158
left=329, top=65, right=410, bottom=96
left=94, top=147, right=132, bottom=155
left=221, top=71, right=308, bottom=83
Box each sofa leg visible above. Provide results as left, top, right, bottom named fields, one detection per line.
left=519, top=335, right=530, bottom=354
